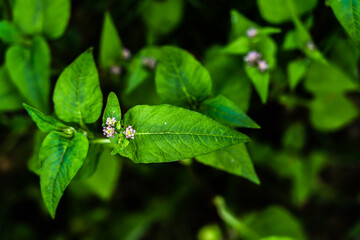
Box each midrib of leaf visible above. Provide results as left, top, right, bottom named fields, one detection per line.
left=76, top=75, right=84, bottom=124
left=168, top=53, right=194, bottom=106
left=50, top=138, right=70, bottom=209
left=136, top=132, right=242, bottom=139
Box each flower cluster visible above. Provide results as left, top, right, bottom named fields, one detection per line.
left=246, top=27, right=258, bottom=39
left=122, top=48, right=132, bottom=60
left=103, top=117, right=117, bottom=138
left=244, top=51, right=269, bottom=72
left=142, top=57, right=157, bottom=69
left=123, top=125, right=136, bottom=139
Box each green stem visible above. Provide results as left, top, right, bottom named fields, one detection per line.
left=90, top=138, right=111, bottom=144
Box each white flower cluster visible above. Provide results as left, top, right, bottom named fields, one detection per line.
left=244, top=51, right=269, bottom=72
left=103, top=117, right=117, bottom=138
left=123, top=125, right=136, bottom=139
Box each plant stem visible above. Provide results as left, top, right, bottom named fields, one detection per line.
left=90, top=138, right=111, bottom=144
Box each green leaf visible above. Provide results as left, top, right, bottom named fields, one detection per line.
left=243, top=206, right=306, bottom=240
left=257, top=0, right=317, bottom=24
left=99, top=12, right=122, bottom=68
left=259, top=237, right=296, bottom=240
left=245, top=65, right=270, bottom=104
left=40, top=131, right=89, bottom=218
left=196, top=144, right=260, bottom=184
left=23, top=103, right=68, bottom=133
left=309, top=93, right=358, bottom=131
left=287, top=59, right=308, bottom=90
left=81, top=148, right=121, bottom=200
left=329, top=0, right=360, bottom=44
left=304, top=62, right=358, bottom=94
left=5, top=36, right=50, bottom=112
left=118, top=104, right=250, bottom=163
left=53, top=48, right=103, bottom=124
left=223, top=36, right=250, bottom=54
left=103, top=92, right=121, bottom=125
left=155, top=46, right=212, bottom=107
left=28, top=130, right=46, bottom=175
left=142, top=0, right=183, bottom=38
left=13, top=0, right=70, bottom=39
left=199, top=95, right=259, bottom=129
left=0, top=66, right=23, bottom=112
left=0, top=20, right=22, bottom=43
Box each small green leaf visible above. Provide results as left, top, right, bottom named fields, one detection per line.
left=119, top=104, right=250, bottom=163
left=23, top=103, right=67, bottom=133
left=28, top=130, right=46, bottom=175
left=245, top=65, right=270, bottom=104
left=223, top=37, right=250, bottom=54
left=287, top=59, right=308, bottom=90
left=0, top=65, right=23, bottom=112
left=329, top=0, right=360, bottom=44
left=103, top=92, right=121, bottom=125
left=99, top=12, right=122, bottom=68
left=257, top=0, right=317, bottom=24
left=309, top=93, right=358, bottom=131
left=304, top=62, right=358, bottom=94
left=196, top=144, right=260, bottom=184
left=13, top=0, right=70, bottom=38
left=5, top=36, right=50, bottom=112
left=0, top=20, right=22, bottom=43
left=40, top=131, right=89, bottom=218
left=155, top=46, right=212, bottom=107
left=53, top=48, right=103, bottom=124
left=282, top=122, right=306, bottom=151
left=199, top=95, right=259, bottom=129
left=142, top=0, right=183, bottom=38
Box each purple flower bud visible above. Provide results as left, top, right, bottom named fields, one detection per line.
left=257, top=60, right=269, bottom=72
left=246, top=27, right=258, bottom=38
left=142, top=57, right=157, bottom=70
left=106, top=117, right=116, bottom=127
left=244, top=51, right=261, bottom=65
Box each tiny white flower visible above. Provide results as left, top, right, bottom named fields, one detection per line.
left=142, top=57, right=157, bottom=69
left=122, top=48, right=131, bottom=60
left=257, top=60, right=269, bottom=72
left=246, top=27, right=258, bottom=39
left=244, top=51, right=261, bottom=65
left=110, top=65, right=121, bottom=75
left=306, top=41, right=316, bottom=51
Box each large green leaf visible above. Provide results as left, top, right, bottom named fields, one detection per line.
left=13, top=0, right=70, bottom=39
left=0, top=66, right=23, bottom=112
left=199, top=95, right=259, bottom=129
left=103, top=92, right=121, bottom=125
left=5, top=36, right=50, bottom=112
left=23, top=103, right=68, bottom=133
left=99, top=12, right=122, bottom=68
left=53, top=48, right=103, bottom=124
left=309, top=93, right=358, bottom=131
left=196, top=144, right=260, bottom=184
left=155, top=46, right=212, bottom=107
left=223, top=36, right=251, bottom=54
left=40, top=131, right=89, bottom=218
left=0, top=20, right=22, bottom=43
left=304, top=62, right=358, bottom=93
left=118, top=104, right=250, bottom=163
left=329, top=0, right=360, bottom=44
left=257, top=0, right=317, bottom=24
